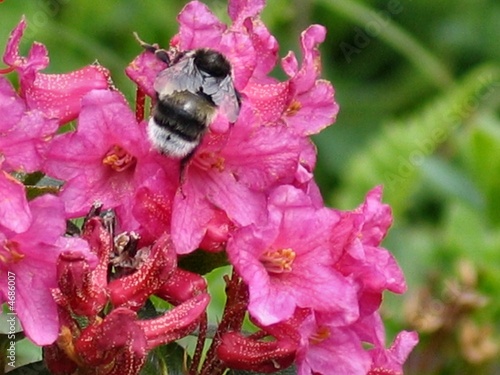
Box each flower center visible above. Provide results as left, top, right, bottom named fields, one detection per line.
left=0, top=240, right=25, bottom=264
left=309, top=326, right=330, bottom=345
left=102, top=145, right=136, bottom=172
left=260, top=248, right=296, bottom=274
left=285, top=99, right=302, bottom=116
left=193, top=151, right=225, bottom=172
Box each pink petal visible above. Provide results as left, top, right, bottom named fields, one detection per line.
left=3, top=17, right=49, bottom=72
left=202, top=170, right=267, bottom=226
left=5, top=195, right=79, bottom=346
left=244, top=18, right=279, bottom=78
left=24, top=65, right=110, bottom=124
left=171, top=173, right=215, bottom=254
left=0, top=76, right=25, bottom=127
left=298, top=324, right=371, bottom=375
left=244, top=81, right=292, bottom=125
left=219, top=29, right=256, bottom=91
left=1, top=110, right=58, bottom=172
left=138, top=293, right=210, bottom=350
left=177, top=1, right=226, bottom=50
left=368, top=321, right=419, bottom=375
left=285, top=80, right=339, bottom=136
left=223, top=117, right=307, bottom=191
left=363, top=245, right=407, bottom=294
left=0, top=170, right=31, bottom=233
left=132, top=167, right=177, bottom=243
left=155, top=268, right=207, bottom=305
left=285, top=25, right=326, bottom=90
left=358, top=186, right=393, bottom=246
left=125, top=50, right=167, bottom=98
left=228, top=0, right=266, bottom=22
left=217, top=331, right=296, bottom=373
left=11, top=258, right=60, bottom=345
left=16, top=194, right=65, bottom=245
left=294, top=141, right=318, bottom=187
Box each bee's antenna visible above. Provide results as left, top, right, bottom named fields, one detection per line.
left=133, top=32, right=170, bottom=65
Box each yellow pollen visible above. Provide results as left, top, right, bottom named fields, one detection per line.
left=260, top=248, right=296, bottom=274
left=195, top=152, right=225, bottom=172
left=0, top=240, right=25, bottom=264
left=102, top=145, right=136, bottom=172
left=285, top=100, right=302, bottom=116
left=309, top=326, right=330, bottom=345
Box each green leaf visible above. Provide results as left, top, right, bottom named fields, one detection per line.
left=3, top=361, right=50, bottom=375
left=442, top=201, right=499, bottom=265
left=464, top=120, right=500, bottom=224
left=140, top=342, right=186, bottom=375
left=420, top=156, right=484, bottom=210
left=178, top=249, right=229, bottom=275
left=337, top=64, right=500, bottom=214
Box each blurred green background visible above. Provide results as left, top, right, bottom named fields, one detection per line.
left=1, top=0, right=500, bottom=374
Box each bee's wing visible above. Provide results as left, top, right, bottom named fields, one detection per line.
left=153, top=58, right=203, bottom=96
left=203, top=75, right=241, bottom=123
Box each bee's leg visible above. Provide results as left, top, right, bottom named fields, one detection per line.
left=133, top=32, right=170, bottom=65
left=178, top=150, right=197, bottom=198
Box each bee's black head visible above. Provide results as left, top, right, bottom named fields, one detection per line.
left=194, top=49, right=231, bottom=78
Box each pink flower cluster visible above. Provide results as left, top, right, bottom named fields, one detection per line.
left=0, top=1, right=417, bottom=374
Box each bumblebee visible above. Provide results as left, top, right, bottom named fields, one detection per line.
left=135, top=35, right=241, bottom=162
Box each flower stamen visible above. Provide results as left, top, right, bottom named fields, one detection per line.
left=102, top=145, right=136, bottom=172
left=0, top=240, right=25, bottom=264
left=260, top=248, right=296, bottom=274
left=193, top=151, right=225, bottom=172
left=285, top=100, right=302, bottom=117
left=309, top=326, right=330, bottom=345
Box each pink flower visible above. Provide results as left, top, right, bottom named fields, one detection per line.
left=0, top=77, right=58, bottom=172
left=296, top=311, right=372, bottom=375
left=217, top=331, right=296, bottom=373
left=227, top=185, right=359, bottom=326
left=54, top=217, right=115, bottom=318
left=0, top=190, right=92, bottom=345
left=245, top=25, right=339, bottom=136
left=69, top=292, right=208, bottom=370
left=129, top=161, right=178, bottom=244
left=73, top=308, right=148, bottom=373
left=368, top=330, right=418, bottom=375
left=354, top=313, right=418, bottom=375
left=48, top=214, right=210, bottom=374
left=108, top=233, right=177, bottom=310
left=3, top=17, right=110, bottom=124
left=43, top=90, right=176, bottom=225
left=335, top=186, right=406, bottom=316
left=155, top=268, right=207, bottom=305
left=172, top=107, right=311, bottom=254
left=0, top=160, right=31, bottom=232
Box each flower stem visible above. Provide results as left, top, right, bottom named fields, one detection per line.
left=0, top=66, right=15, bottom=74
left=189, top=312, right=207, bottom=375
left=199, top=268, right=248, bottom=375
